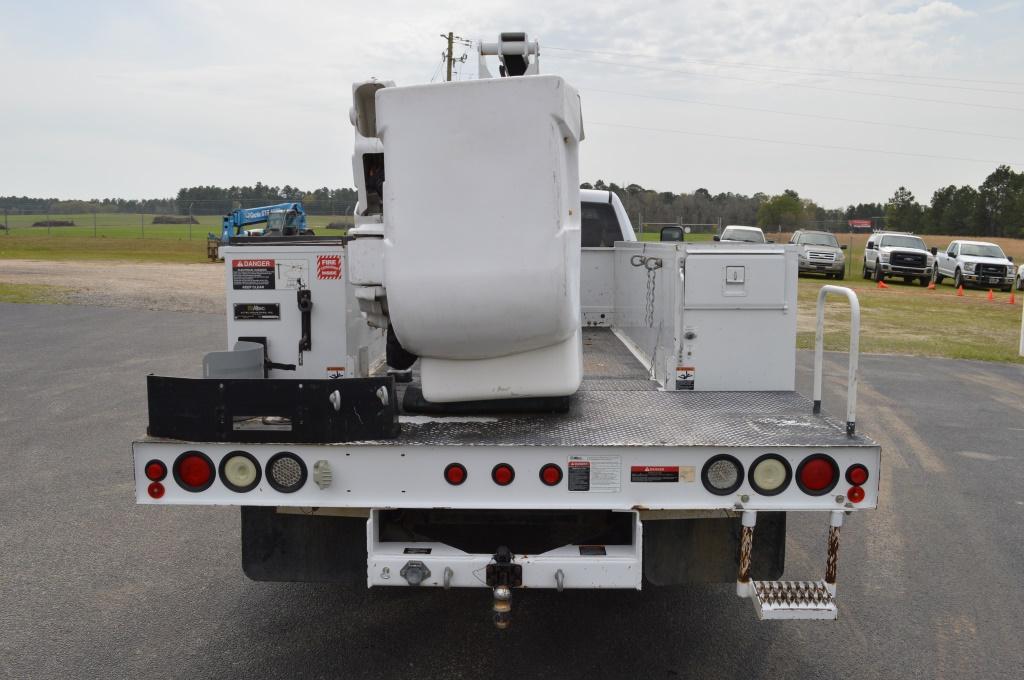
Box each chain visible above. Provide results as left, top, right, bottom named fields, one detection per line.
left=630, top=253, right=663, bottom=327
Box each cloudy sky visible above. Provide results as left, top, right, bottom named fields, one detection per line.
left=1, top=0, right=1022, bottom=207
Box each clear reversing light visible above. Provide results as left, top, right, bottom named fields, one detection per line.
left=750, top=454, right=792, bottom=496
left=220, top=451, right=261, bottom=493
left=267, top=452, right=307, bottom=493
left=701, top=454, right=744, bottom=495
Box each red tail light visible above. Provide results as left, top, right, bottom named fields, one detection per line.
left=174, top=451, right=215, bottom=492
left=796, top=454, right=839, bottom=496
left=846, top=464, right=869, bottom=486
left=492, top=463, right=515, bottom=486
left=539, top=464, right=563, bottom=486
left=847, top=486, right=865, bottom=503
left=147, top=482, right=165, bottom=499
left=444, top=463, right=467, bottom=485
left=144, top=460, right=167, bottom=482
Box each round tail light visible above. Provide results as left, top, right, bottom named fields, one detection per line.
left=144, top=460, right=167, bottom=482
left=749, top=454, right=791, bottom=496
left=846, top=464, right=869, bottom=486
left=220, top=451, right=261, bottom=493
left=267, top=452, right=307, bottom=493
left=701, top=454, right=744, bottom=495
left=147, top=482, right=165, bottom=499
left=174, top=451, right=215, bottom=492
left=796, top=454, right=839, bottom=496
left=492, top=463, right=515, bottom=486
left=848, top=486, right=866, bottom=503
left=539, top=463, right=563, bottom=486
left=444, top=463, right=467, bottom=485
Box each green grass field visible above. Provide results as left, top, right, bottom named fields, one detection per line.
left=0, top=212, right=353, bottom=263
left=2, top=214, right=1021, bottom=363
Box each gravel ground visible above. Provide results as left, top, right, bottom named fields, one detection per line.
left=0, top=259, right=223, bottom=313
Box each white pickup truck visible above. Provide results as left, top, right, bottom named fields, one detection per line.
left=932, top=240, right=1016, bottom=292
left=862, top=231, right=934, bottom=286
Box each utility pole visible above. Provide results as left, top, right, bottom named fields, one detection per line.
left=445, top=31, right=454, bottom=82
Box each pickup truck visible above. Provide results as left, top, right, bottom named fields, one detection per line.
left=862, top=231, right=934, bottom=286
left=932, top=240, right=1015, bottom=292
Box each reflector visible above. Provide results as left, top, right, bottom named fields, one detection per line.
left=847, top=486, right=865, bottom=503
left=147, top=482, right=165, bottom=499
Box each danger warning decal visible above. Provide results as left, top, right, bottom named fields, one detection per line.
left=567, top=455, right=621, bottom=492
left=317, top=254, right=342, bottom=280
left=630, top=466, right=680, bottom=483
left=232, top=259, right=275, bottom=290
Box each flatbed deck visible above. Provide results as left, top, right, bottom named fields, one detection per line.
left=370, top=328, right=875, bottom=449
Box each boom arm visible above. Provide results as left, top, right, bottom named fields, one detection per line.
left=216, top=203, right=307, bottom=242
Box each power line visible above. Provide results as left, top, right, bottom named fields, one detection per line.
left=580, top=86, right=1024, bottom=142
left=546, top=54, right=1024, bottom=113
left=588, top=120, right=1022, bottom=166
left=546, top=45, right=1024, bottom=91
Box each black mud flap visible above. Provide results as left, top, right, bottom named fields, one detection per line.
left=241, top=507, right=367, bottom=585
left=642, top=512, right=786, bottom=586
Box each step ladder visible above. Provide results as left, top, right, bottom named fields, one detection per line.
left=750, top=580, right=837, bottom=620
left=737, top=510, right=843, bottom=621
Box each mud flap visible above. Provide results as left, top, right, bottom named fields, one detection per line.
left=642, top=512, right=785, bottom=586
left=241, top=507, right=366, bottom=585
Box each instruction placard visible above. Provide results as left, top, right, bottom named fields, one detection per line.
left=274, top=259, right=309, bottom=290
left=567, top=455, right=621, bottom=492
left=232, top=259, right=275, bottom=290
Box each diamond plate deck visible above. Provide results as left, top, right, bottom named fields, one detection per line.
left=360, top=329, right=876, bottom=449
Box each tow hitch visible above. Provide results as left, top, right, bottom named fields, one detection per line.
left=486, top=546, right=521, bottom=629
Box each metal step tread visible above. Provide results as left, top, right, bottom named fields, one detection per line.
left=750, top=580, right=838, bottom=620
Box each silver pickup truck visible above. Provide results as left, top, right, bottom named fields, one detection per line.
left=932, top=240, right=1015, bottom=292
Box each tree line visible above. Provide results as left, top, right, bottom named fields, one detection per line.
left=2, top=165, right=1020, bottom=237
left=582, top=165, right=1023, bottom=237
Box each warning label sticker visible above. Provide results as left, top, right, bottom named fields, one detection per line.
left=274, top=259, right=309, bottom=290
left=232, top=259, right=275, bottom=290
left=317, top=254, right=342, bottom=280
left=326, top=366, right=346, bottom=379
left=630, top=466, right=679, bottom=483
left=233, top=303, right=281, bottom=320
left=567, top=455, right=621, bottom=492
left=675, top=365, right=695, bottom=391
left=630, top=465, right=695, bottom=483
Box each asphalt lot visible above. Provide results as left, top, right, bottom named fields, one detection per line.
left=2, top=302, right=1023, bottom=679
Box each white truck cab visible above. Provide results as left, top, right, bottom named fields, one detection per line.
left=863, top=231, right=934, bottom=286
left=933, top=240, right=1015, bottom=291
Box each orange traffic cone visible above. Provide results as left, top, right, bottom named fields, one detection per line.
left=1010, top=290, right=1016, bottom=305
left=957, top=285, right=965, bottom=297
left=876, top=280, right=889, bottom=289
left=927, top=280, right=936, bottom=290
left=987, top=289, right=994, bottom=301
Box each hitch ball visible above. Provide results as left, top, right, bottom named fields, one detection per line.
left=400, top=560, right=431, bottom=586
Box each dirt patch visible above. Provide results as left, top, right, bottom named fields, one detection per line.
left=152, top=215, right=199, bottom=224
left=0, top=259, right=223, bottom=314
